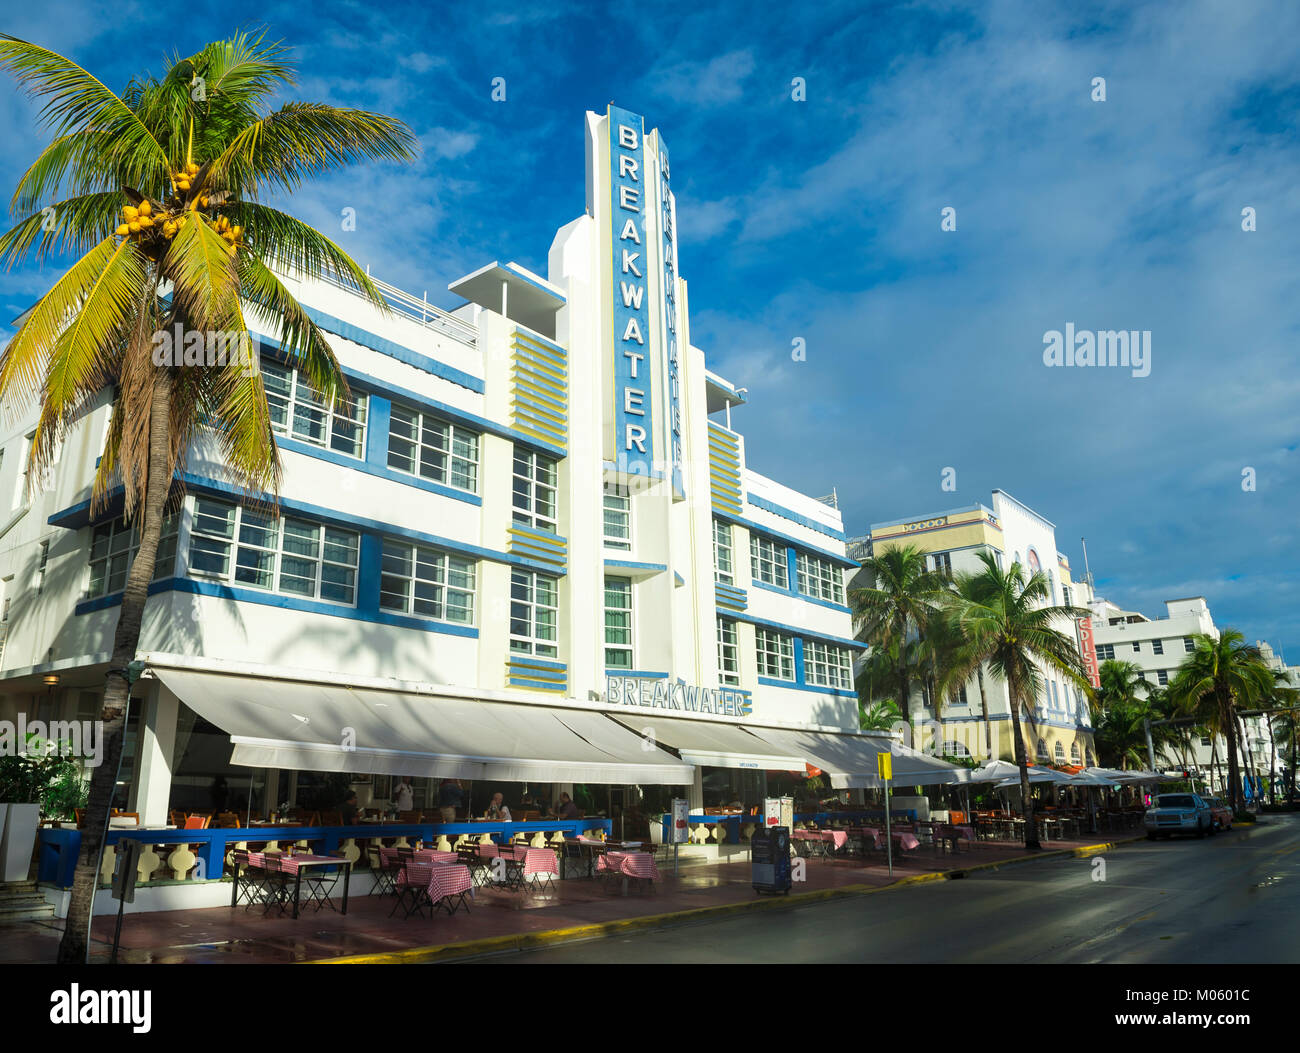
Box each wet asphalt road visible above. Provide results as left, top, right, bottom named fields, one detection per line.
left=481, top=815, right=1300, bottom=963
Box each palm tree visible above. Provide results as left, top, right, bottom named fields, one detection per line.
left=1167, top=631, right=1274, bottom=813
left=1092, top=691, right=1181, bottom=771
left=0, top=32, right=416, bottom=963
left=1094, top=660, right=1155, bottom=720
left=1263, top=671, right=1299, bottom=806
left=850, top=544, right=949, bottom=740
left=859, top=698, right=904, bottom=733
left=939, top=551, right=1092, bottom=849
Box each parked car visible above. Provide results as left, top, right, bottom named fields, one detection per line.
left=1143, top=793, right=1214, bottom=839
left=1203, top=796, right=1233, bottom=831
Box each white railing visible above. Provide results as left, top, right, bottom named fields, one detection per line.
left=313, top=268, right=478, bottom=348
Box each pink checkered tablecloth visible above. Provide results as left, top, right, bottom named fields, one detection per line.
left=273, top=853, right=345, bottom=872
left=399, top=862, right=473, bottom=904
left=599, top=851, right=659, bottom=880
left=477, top=842, right=529, bottom=859
left=522, top=848, right=558, bottom=875
left=413, top=849, right=460, bottom=865
left=791, top=829, right=848, bottom=849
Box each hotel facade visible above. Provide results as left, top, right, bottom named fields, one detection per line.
left=0, top=107, right=880, bottom=840
left=855, top=490, right=1098, bottom=768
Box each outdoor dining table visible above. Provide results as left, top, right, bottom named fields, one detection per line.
left=394, top=862, right=474, bottom=917
left=933, top=824, right=977, bottom=852
left=597, top=849, right=660, bottom=895
left=274, top=853, right=352, bottom=919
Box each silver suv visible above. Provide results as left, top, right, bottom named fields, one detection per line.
left=1143, top=793, right=1214, bottom=839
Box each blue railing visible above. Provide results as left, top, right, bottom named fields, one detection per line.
left=37, top=819, right=612, bottom=889
left=659, top=810, right=918, bottom=845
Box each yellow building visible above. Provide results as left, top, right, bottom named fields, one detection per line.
left=852, top=490, right=1097, bottom=767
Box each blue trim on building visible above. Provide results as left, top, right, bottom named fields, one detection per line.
left=715, top=509, right=858, bottom=568
left=749, top=579, right=852, bottom=614
left=746, top=493, right=846, bottom=541
left=757, top=676, right=858, bottom=698
left=277, top=432, right=484, bottom=507
left=603, top=559, right=668, bottom=573
left=735, top=611, right=866, bottom=651
left=604, top=669, right=672, bottom=679
left=75, top=576, right=481, bottom=636
left=298, top=304, right=484, bottom=394
left=793, top=635, right=806, bottom=684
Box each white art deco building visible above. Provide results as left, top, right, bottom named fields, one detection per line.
left=0, top=107, right=885, bottom=829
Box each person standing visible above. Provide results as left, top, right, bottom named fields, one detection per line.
left=392, top=776, right=415, bottom=813
left=438, top=778, right=464, bottom=823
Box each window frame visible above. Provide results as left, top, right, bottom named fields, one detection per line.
left=603, top=576, right=633, bottom=669
left=512, top=447, right=559, bottom=533
left=378, top=538, right=476, bottom=625
left=602, top=490, right=631, bottom=551
left=755, top=627, right=795, bottom=681
left=750, top=535, right=788, bottom=589
left=387, top=402, right=481, bottom=494
left=717, top=617, right=740, bottom=686
left=87, top=514, right=180, bottom=599
left=713, top=520, right=734, bottom=585
left=509, top=568, right=559, bottom=658
left=262, top=358, right=368, bottom=458
left=803, top=639, right=852, bottom=690
left=187, top=497, right=359, bottom=606
left=796, top=551, right=843, bottom=604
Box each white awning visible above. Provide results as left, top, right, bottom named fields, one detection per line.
left=611, top=715, right=807, bottom=770
left=750, top=727, right=968, bottom=788
left=152, top=668, right=693, bottom=785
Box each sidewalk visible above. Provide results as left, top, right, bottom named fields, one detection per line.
left=1, top=834, right=1141, bottom=964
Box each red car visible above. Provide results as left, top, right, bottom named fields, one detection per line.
left=1204, top=796, right=1233, bottom=831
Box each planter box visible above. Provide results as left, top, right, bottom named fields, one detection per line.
left=1, top=803, right=40, bottom=882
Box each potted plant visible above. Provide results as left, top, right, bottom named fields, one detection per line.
left=0, top=733, right=86, bottom=881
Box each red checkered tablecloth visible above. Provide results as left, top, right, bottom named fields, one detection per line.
left=413, top=849, right=460, bottom=865
left=599, top=851, right=659, bottom=880
left=522, top=848, right=558, bottom=875
left=399, top=862, right=473, bottom=903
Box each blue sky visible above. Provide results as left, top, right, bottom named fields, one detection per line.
left=1, top=1, right=1298, bottom=657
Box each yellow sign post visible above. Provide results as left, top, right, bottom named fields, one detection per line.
left=879, top=751, right=894, bottom=876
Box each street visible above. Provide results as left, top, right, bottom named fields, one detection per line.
left=482, top=815, right=1300, bottom=963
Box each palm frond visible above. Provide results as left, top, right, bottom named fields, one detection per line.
left=0, top=191, right=122, bottom=268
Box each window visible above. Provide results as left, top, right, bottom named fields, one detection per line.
left=712, top=520, right=734, bottom=584
left=387, top=404, right=479, bottom=492
left=512, top=447, right=558, bottom=532
left=1183, top=637, right=1195, bottom=653
left=88, top=514, right=180, bottom=598
left=1063, top=585, right=1072, bottom=607
left=1036, top=738, right=1049, bottom=762
left=603, top=576, right=633, bottom=669
left=1096, top=643, right=1115, bottom=661
left=755, top=627, right=794, bottom=680
left=797, top=552, right=843, bottom=604
left=804, top=640, right=852, bottom=690
left=509, top=569, right=558, bottom=657
left=188, top=497, right=358, bottom=604
left=949, top=684, right=969, bottom=705
left=717, top=618, right=739, bottom=685
left=1157, top=670, right=1169, bottom=687
left=1070, top=743, right=1081, bottom=764
left=941, top=740, right=971, bottom=759
left=263, top=360, right=366, bottom=457
left=0, top=579, right=11, bottom=666
left=1200, top=735, right=1211, bottom=747
left=1132, top=641, right=1141, bottom=652
left=930, top=551, right=952, bottom=575
left=602, top=490, right=631, bottom=550
left=1086, top=749, right=1095, bottom=766
left=36, top=540, right=49, bottom=595
left=750, top=535, right=788, bottom=588
left=1054, top=742, right=1066, bottom=763
left=379, top=540, right=475, bottom=624
left=1152, top=639, right=1163, bottom=655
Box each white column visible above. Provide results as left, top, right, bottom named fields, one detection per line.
left=688, top=767, right=704, bottom=811
left=135, top=681, right=179, bottom=827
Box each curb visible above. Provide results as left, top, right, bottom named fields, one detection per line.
left=308, top=835, right=1146, bottom=965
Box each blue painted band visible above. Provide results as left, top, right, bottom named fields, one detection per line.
left=715, top=509, right=858, bottom=568
left=746, top=494, right=846, bottom=541
left=757, top=676, right=857, bottom=698
left=603, top=559, right=668, bottom=573
left=735, top=611, right=866, bottom=651
left=749, top=579, right=851, bottom=614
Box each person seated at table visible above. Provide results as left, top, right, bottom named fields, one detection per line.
left=551, top=792, right=579, bottom=820
left=341, top=791, right=362, bottom=825
left=483, top=793, right=512, bottom=821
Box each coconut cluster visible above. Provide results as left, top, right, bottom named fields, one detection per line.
left=112, top=160, right=243, bottom=249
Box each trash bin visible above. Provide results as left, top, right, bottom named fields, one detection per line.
left=751, top=825, right=791, bottom=895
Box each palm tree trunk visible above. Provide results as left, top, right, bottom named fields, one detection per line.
left=976, top=665, right=992, bottom=758
left=1221, top=692, right=1242, bottom=813
left=1009, top=686, right=1040, bottom=850
left=896, top=617, right=912, bottom=746
left=1268, top=719, right=1277, bottom=807
left=57, top=371, right=172, bottom=964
